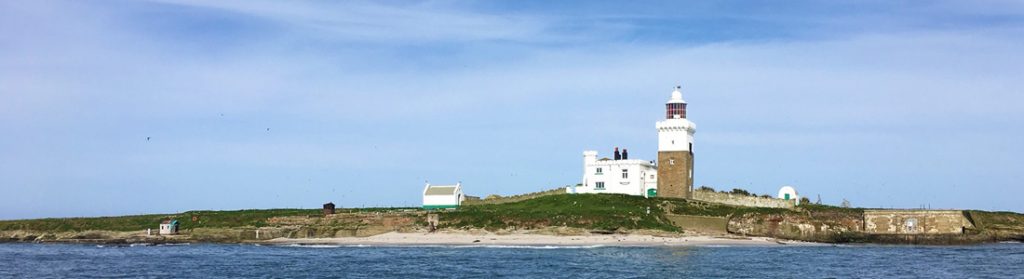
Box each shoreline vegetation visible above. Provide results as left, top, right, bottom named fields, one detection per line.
left=2, top=194, right=1023, bottom=246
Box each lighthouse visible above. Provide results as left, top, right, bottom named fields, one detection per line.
left=656, top=85, right=696, bottom=199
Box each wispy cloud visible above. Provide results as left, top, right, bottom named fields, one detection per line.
left=1, top=0, right=1023, bottom=218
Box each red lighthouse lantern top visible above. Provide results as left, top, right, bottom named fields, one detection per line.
left=666, top=85, right=687, bottom=119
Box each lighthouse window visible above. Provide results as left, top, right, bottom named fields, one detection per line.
left=596, top=168, right=603, bottom=175
left=622, top=169, right=628, bottom=179
left=595, top=182, right=605, bottom=190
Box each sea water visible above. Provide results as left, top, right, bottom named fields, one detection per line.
left=1, top=243, right=1022, bottom=278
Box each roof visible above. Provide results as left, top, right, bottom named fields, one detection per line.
left=667, top=85, right=686, bottom=104
left=588, top=159, right=656, bottom=168
left=424, top=185, right=459, bottom=196
left=161, top=219, right=178, bottom=225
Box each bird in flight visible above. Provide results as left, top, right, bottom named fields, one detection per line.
left=146, top=137, right=151, bottom=141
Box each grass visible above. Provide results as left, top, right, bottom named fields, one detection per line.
left=798, top=203, right=865, bottom=214
left=439, top=194, right=678, bottom=231
left=967, top=210, right=1024, bottom=231
left=0, top=207, right=418, bottom=232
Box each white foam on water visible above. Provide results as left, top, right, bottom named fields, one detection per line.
left=453, top=244, right=606, bottom=249
left=282, top=244, right=344, bottom=248
left=271, top=243, right=605, bottom=249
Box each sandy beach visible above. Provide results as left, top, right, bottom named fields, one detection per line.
left=263, top=231, right=814, bottom=247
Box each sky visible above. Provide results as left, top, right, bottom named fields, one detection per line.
left=1, top=0, right=1023, bottom=219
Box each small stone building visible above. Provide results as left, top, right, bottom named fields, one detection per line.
left=422, top=182, right=464, bottom=210
left=323, top=202, right=336, bottom=215
left=863, top=210, right=974, bottom=234
left=159, top=219, right=179, bottom=235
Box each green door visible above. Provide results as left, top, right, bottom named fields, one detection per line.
left=784, top=193, right=790, bottom=200
left=647, top=189, right=657, bottom=197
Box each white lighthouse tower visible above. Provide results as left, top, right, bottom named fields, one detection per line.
left=656, top=85, right=696, bottom=198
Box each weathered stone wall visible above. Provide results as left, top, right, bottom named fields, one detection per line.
left=863, top=210, right=973, bottom=234
left=657, top=151, right=693, bottom=199
left=463, top=188, right=565, bottom=205
left=728, top=211, right=864, bottom=242
left=665, top=214, right=728, bottom=234
left=692, top=190, right=795, bottom=209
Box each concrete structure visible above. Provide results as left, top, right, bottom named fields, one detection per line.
left=777, top=186, right=800, bottom=205
left=159, top=219, right=179, bottom=235
left=863, top=210, right=974, bottom=234
left=657, top=86, right=696, bottom=199
left=422, top=182, right=464, bottom=210
left=323, top=202, right=336, bottom=215
left=568, top=149, right=658, bottom=197
left=693, top=190, right=795, bottom=209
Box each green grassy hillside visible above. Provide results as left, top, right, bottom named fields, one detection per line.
left=0, top=208, right=414, bottom=232
left=438, top=194, right=679, bottom=231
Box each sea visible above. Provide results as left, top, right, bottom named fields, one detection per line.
left=1, top=242, right=1022, bottom=278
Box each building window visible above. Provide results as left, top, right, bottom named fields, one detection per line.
left=622, top=169, right=628, bottom=179
left=595, top=182, right=605, bottom=190
left=596, top=168, right=603, bottom=175
left=689, top=169, right=693, bottom=179
left=669, top=159, right=675, bottom=165
left=650, top=175, right=655, bottom=179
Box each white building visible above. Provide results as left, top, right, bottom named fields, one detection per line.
left=778, top=186, right=800, bottom=205
left=159, top=219, right=179, bottom=235
left=567, top=148, right=659, bottom=197
left=422, top=182, right=465, bottom=210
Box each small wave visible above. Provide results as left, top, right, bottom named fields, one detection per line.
left=158, top=243, right=191, bottom=246
left=453, top=244, right=606, bottom=249
left=282, top=244, right=344, bottom=248
left=272, top=243, right=605, bottom=249
left=697, top=245, right=733, bottom=248
left=129, top=243, right=155, bottom=247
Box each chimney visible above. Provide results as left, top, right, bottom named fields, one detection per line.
left=622, top=149, right=628, bottom=160
left=614, top=147, right=621, bottom=160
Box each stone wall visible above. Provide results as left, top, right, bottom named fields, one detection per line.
left=463, top=188, right=565, bottom=205
left=728, top=211, right=864, bottom=242
left=665, top=214, right=728, bottom=234
left=657, top=151, right=693, bottom=199
left=863, top=210, right=973, bottom=234
left=692, top=190, right=795, bottom=209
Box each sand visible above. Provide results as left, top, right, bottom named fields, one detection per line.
left=263, top=231, right=814, bottom=247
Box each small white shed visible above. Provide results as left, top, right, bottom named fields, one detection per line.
left=159, top=219, right=179, bottom=235
left=422, top=182, right=464, bottom=210
left=778, top=186, right=800, bottom=205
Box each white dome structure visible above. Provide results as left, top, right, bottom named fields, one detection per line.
left=778, top=186, right=800, bottom=205
left=667, top=85, right=686, bottom=104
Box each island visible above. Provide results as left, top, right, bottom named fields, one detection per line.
left=2, top=190, right=1022, bottom=246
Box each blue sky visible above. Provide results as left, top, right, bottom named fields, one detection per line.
left=2, top=1, right=1023, bottom=219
